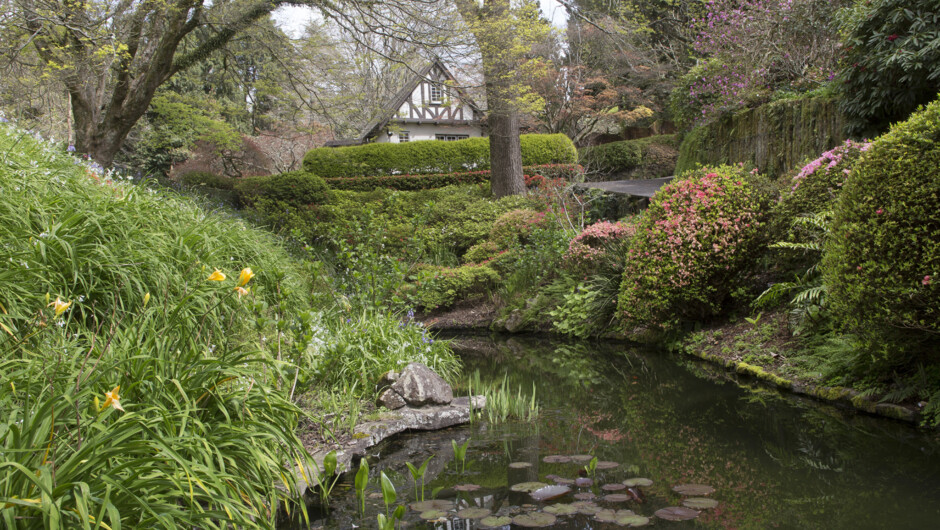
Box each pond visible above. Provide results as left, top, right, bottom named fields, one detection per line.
left=297, top=335, right=940, bottom=529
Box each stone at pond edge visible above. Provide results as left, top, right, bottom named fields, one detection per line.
left=390, top=362, right=453, bottom=407
left=377, top=387, right=406, bottom=410
left=410, top=500, right=452, bottom=512
left=655, top=506, right=701, bottom=521
left=683, top=497, right=719, bottom=509
left=457, top=507, right=491, bottom=519
left=376, top=370, right=399, bottom=391
left=513, top=512, right=557, bottom=527
left=672, top=483, right=715, bottom=496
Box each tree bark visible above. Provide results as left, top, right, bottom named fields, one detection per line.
left=488, top=110, right=525, bottom=197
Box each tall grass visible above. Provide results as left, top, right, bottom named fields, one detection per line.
left=0, top=124, right=314, bottom=528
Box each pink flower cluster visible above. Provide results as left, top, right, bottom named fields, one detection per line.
left=563, top=221, right=635, bottom=274
left=790, top=139, right=872, bottom=193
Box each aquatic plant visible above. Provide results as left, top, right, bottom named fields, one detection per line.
left=405, top=456, right=433, bottom=501
left=355, top=458, right=369, bottom=515
left=451, top=439, right=471, bottom=474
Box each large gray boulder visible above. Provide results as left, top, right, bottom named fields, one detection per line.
left=390, top=362, right=453, bottom=407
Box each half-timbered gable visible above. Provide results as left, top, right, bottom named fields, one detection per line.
left=325, top=58, right=484, bottom=147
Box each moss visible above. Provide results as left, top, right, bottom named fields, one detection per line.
left=850, top=394, right=878, bottom=413
left=807, top=386, right=853, bottom=402
left=733, top=362, right=792, bottom=389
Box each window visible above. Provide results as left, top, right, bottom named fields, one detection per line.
left=435, top=134, right=469, bottom=142
left=398, top=131, right=410, bottom=143
left=429, top=84, right=444, bottom=103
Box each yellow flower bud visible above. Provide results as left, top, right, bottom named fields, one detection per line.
left=143, top=292, right=151, bottom=307
left=207, top=270, right=226, bottom=282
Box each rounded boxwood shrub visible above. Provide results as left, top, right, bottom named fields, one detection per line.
left=235, top=171, right=332, bottom=208
left=618, top=165, right=773, bottom=330
left=177, top=170, right=234, bottom=190
left=489, top=209, right=548, bottom=246
left=822, top=98, right=940, bottom=351
left=303, top=134, right=577, bottom=178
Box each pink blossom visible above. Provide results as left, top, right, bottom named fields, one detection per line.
left=924, top=276, right=932, bottom=286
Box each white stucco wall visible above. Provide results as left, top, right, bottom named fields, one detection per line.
left=376, top=122, right=484, bottom=144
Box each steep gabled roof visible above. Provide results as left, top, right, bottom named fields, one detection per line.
left=325, top=58, right=481, bottom=147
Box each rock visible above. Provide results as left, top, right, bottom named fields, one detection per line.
left=504, top=309, right=526, bottom=333
left=391, top=362, right=453, bottom=407
left=375, top=370, right=399, bottom=394
left=377, top=387, right=406, bottom=410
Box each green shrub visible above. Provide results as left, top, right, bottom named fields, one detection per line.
left=235, top=170, right=332, bottom=208
left=837, top=0, right=940, bottom=135
left=405, top=263, right=501, bottom=310
left=303, top=134, right=577, bottom=178
left=464, top=240, right=502, bottom=263
left=618, top=165, right=773, bottom=330
left=323, top=164, right=583, bottom=192
left=177, top=170, right=234, bottom=190
left=822, top=98, right=940, bottom=354
left=578, top=135, right=678, bottom=178
left=489, top=209, right=548, bottom=246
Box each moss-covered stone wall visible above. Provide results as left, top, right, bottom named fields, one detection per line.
left=676, top=97, right=846, bottom=178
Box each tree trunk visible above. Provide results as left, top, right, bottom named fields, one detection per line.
left=488, top=111, right=525, bottom=197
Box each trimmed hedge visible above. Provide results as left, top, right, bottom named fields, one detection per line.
left=578, top=135, right=678, bottom=179
left=303, top=134, right=577, bottom=178
left=177, top=171, right=234, bottom=190
left=323, top=164, right=583, bottom=192
left=235, top=170, right=332, bottom=208
left=822, top=98, right=940, bottom=353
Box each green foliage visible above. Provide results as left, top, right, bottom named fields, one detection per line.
left=822, top=97, right=940, bottom=357
left=404, top=264, right=501, bottom=310
left=489, top=209, right=548, bottom=246
left=837, top=0, right=940, bottom=135
left=618, top=165, right=773, bottom=330
left=303, top=134, right=577, bottom=178
left=323, top=164, right=583, bottom=192
left=177, top=170, right=235, bottom=190
left=236, top=170, right=332, bottom=208
left=0, top=123, right=313, bottom=527
left=549, top=282, right=603, bottom=338
left=463, top=240, right=503, bottom=263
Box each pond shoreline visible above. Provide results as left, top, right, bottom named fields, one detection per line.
left=420, top=305, right=926, bottom=427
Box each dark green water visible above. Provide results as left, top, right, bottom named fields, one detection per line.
left=300, top=335, right=940, bottom=529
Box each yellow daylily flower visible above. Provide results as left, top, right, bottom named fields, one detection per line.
left=207, top=269, right=226, bottom=282
left=236, top=268, right=255, bottom=287
left=234, top=286, right=250, bottom=298
left=47, top=297, right=72, bottom=318
left=101, top=386, right=124, bottom=412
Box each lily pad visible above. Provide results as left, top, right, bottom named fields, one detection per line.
left=531, top=485, right=571, bottom=502
left=454, top=483, right=481, bottom=492
left=603, top=494, right=630, bottom=503
left=513, top=512, right=557, bottom=527
left=683, top=497, right=719, bottom=510
left=410, top=500, right=451, bottom=512
left=543, top=455, right=572, bottom=464
left=479, top=515, right=513, bottom=528
left=569, top=454, right=594, bottom=463
left=602, top=483, right=626, bottom=492
left=552, top=477, right=575, bottom=486
left=594, top=509, right=619, bottom=523
left=622, top=478, right=653, bottom=487
left=574, top=477, right=594, bottom=487
left=572, top=501, right=603, bottom=515
left=419, top=509, right=448, bottom=520
left=509, top=461, right=533, bottom=469
left=457, top=507, right=492, bottom=519
left=543, top=503, right=578, bottom=516
left=595, top=461, right=620, bottom=470
left=616, top=514, right=650, bottom=527
left=573, top=492, right=596, bottom=500
left=510, top=481, right=549, bottom=493
left=673, top=483, right=715, bottom=496
left=654, top=506, right=701, bottom=521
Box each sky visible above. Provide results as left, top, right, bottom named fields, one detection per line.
left=272, top=0, right=569, bottom=38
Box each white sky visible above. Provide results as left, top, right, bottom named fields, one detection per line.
left=272, top=1, right=569, bottom=38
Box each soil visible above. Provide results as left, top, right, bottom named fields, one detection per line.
left=417, top=297, right=497, bottom=330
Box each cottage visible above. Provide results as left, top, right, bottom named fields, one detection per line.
left=325, top=58, right=484, bottom=147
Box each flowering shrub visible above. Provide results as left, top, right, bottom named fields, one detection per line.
left=618, top=166, right=771, bottom=330
left=563, top=221, right=636, bottom=276
left=822, top=97, right=940, bottom=355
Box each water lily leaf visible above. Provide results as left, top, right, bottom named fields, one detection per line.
left=513, top=512, right=557, bottom=527
left=479, top=515, right=513, bottom=528
left=572, top=501, right=603, bottom=515
left=457, top=507, right=491, bottom=519
left=603, top=494, right=630, bottom=503
left=602, top=483, right=626, bottom=491
left=569, top=454, right=594, bottom=463
left=654, top=506, right=700, bottom=521
left=510, top=461, right=533, bottom=469
left=622, top=478, right=653, bottom=487
left=510, top=481, right=549, bottom=493
left=683, top=497, right=719, bottom=510
left=454, top=483, right=481, bottom=492
left=574, top=477, right=594, bottom=487
left=616, top=513, right=650, bottom=527
left=595, top=461, right=619, bottom=470
left=672, top=484, right=715, bottom=496
left=543, top=503, right=578, bottom=515
left=573, top=492, right=596, bottom=500
left=552, top=477, right=575, bottom=486
left=595, top=509, right=618, bottom=523
left=531, top=485, right=571, bottom=502
left=543, top=455, right=572, bottom=464
left=419, top=509, right=448, bottom=520
left=410, top=500, right=452, bottom=512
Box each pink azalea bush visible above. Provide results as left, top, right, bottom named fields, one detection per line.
left=563, top=221, right=636, bottom=276
left=618, top=166, right=771, bottom=330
